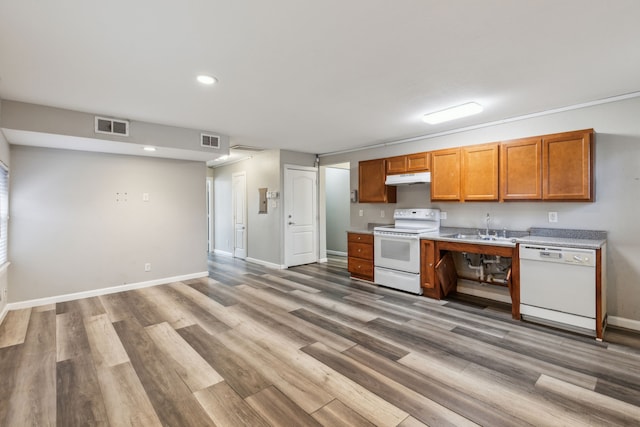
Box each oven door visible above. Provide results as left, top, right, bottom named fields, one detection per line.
left=374, top=232, right=421, bottom=274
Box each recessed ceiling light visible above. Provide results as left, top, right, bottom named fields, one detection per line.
left=143, top=146, right=157, bottom=152
left=422, top=102, right=483, bottom=124
left=197, top=75, right=217, bottom=85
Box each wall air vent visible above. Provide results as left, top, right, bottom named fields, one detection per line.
left=95, top=116, right=129, bottom=136
left=201, top=133, right=221, bottom=149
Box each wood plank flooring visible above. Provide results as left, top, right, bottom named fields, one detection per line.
left=1, top=254, right=640, bottom=426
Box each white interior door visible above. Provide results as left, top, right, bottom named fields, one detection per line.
left=284, top=165, right=318, bottom=267
left=232, top=172, right=247, bottom=259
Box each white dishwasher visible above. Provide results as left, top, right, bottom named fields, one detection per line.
left=520, top=244, right=597, bottom=332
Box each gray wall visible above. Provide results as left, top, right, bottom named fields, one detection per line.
left=0, top=101, right=9, bottom=314
left=9, top=146, right=207, bottom=302
left=325, top=167, right=350, bottom=254
left=213, top=150, right=282, bottom=264
left=321, top=96, right=640, bottom=322
left=213, top=149, right=316, bottom=266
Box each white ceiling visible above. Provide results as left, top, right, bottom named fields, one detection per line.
left=1, top=1, right=639, bottom=156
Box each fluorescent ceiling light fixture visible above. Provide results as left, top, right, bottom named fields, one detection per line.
left=422, top=102, right=483, bottom=124
left=197, top=75, right=217, bottom=85
left=143, top=146, right=157, bottom=152
left=215, top=155, right=229, bottom=161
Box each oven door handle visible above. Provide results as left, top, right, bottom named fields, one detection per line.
left=374, top=232, right=420, bottom=240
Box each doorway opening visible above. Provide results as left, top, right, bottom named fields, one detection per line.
left=320, top=162, right=351, bottom=262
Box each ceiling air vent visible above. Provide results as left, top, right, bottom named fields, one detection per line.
left=201, top=133, right=220, bottom=149
left=95, top=116, right=129, bottom=136
left=230, top=145, right=265, bottom=152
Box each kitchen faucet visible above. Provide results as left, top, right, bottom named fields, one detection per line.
left=485, top=213, right=491, bottom=236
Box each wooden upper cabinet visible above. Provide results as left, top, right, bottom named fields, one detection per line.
left=358, top=159, right=397, bottom=203
left=407, top=152, right=430, bottom=172
left=501, top=137, right=543, bottom=201
left=500, top=129, right=593, bottom=201
left=386, top=152, right=430, bottom=175
left=462, top=143, right=499, bottom=201
left=431, top=148, right=461, bottom=201
left=385, top=155, right=408, bottom=175
left=542, top=129, right=593, bottom=201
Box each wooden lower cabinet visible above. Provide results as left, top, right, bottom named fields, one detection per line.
left=421, top=239, right=521, bottom=320
left=420, top=240, right=437, bottom=298
left=347, top=232, right=374, bottom=281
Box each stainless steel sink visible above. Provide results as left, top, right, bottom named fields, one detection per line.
left=442, top=233, right=515, bottom=242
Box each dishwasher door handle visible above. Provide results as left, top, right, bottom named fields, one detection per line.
left=539, top=251, right=562, bottom=259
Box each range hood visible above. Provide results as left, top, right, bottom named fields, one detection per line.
left=385, top=171, right=431, bottom=185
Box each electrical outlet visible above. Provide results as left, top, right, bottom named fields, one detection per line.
left=359, top=209, right=363, bottom=217
left=548, top=212, right=558, bottom=223
left=441, top=212, right=448, bottom=220
left=380, top=210, right=385, bottom=218
left=144, top=263, right=151, bottom=272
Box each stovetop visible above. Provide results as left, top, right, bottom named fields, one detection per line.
left=374, top=208, right=441, bottom=234
left=374, top=224, right=439, bottom=234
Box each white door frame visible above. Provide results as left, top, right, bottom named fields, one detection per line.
left=206, top=176, right=214, bottom=253
left=232, top=171, right=247, bottom=259
left=284, top=164, right=319, bottom=267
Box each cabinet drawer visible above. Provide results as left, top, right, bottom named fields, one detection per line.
left=348, top=233, right=373, bottom=244
left=348, top=257, right=374, bottom=277
left=348, top=242, right=373, bottom=260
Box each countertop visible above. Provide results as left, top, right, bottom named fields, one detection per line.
left=348, top=226, right=607, bottom=249
left=346, top=223, right=390, bottom=235
left=518, top=227, right=607, bottom=249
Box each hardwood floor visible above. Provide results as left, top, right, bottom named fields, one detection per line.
left=1, top=254, right=640, bottom=426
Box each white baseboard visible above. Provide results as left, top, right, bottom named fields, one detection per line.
left=213, top=249, right=233, bottom=257
left=608, top=316, right=640, bottom=332
left=326, top=250, right=347, bottom=257
left=0, top=304, right=8, bottom=325
left=245, top=257, right=286, bottom=270
left=318, top=258, right=328, bottom=263
left=5, top=271, right=209, bottom=311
